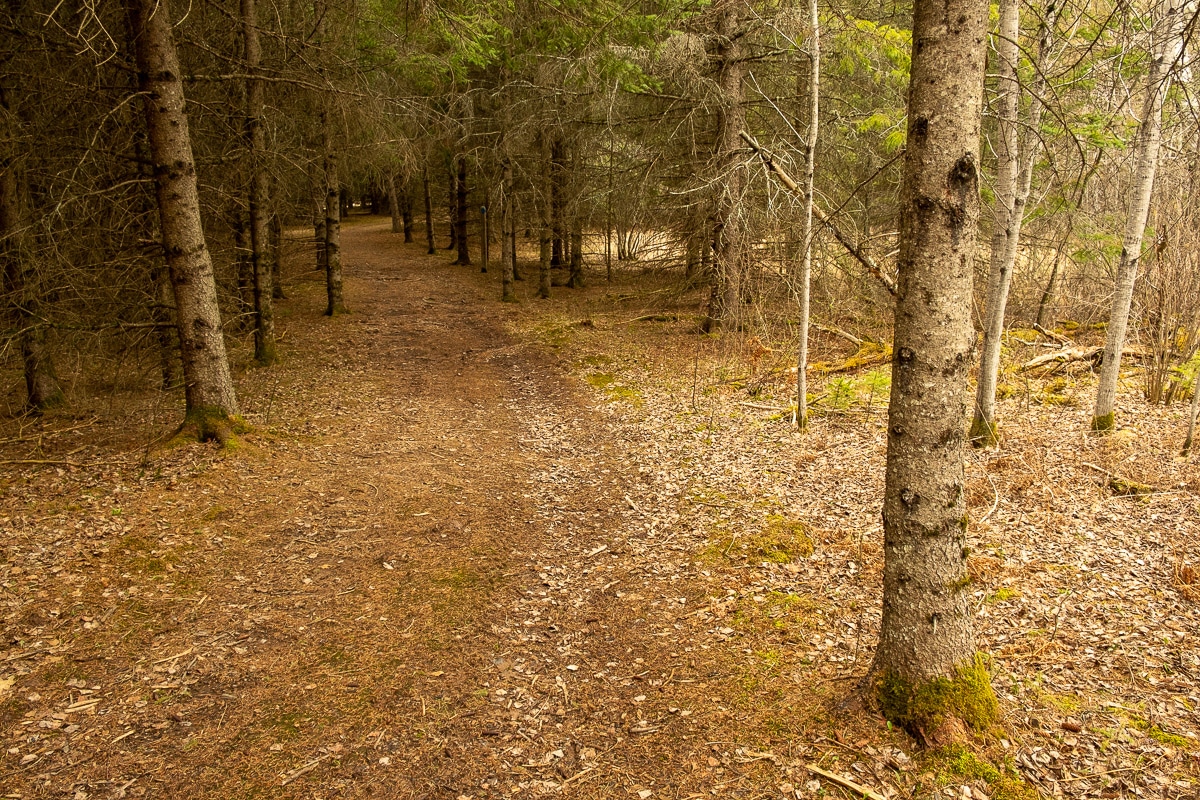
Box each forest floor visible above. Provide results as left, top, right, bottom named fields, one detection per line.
left=1, top=216, right=1199, bottom=800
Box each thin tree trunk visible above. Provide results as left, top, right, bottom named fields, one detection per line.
left=870, top=0, right=994, bottom=741
left=551, top=136, right=565, bottom=268
left=1093, top=0, right=1194, bottom=431
left=400, top=183, right=413, bottom=242
left=1183, top=367, right=1199, bottom=455
left=388, top=173, right=402, bottom=234
left=234, top=213, right=253, bottom=329
left=242, top=0, right=275, bottom=365
left=313, top=189, right=326, bottom=272
left=510, top=208, right=521, bottom=281
left=480, top=196, right=489, bottom=274
left=538, top=141, right=552, bottom=299
left=702, top=4, right=747, bottom=333
left=270, top=213, right=285, bottom=299
left=0, top=162, right=64, bottom=410
left=322, top=110, right=345, bottom=315
left=447, top=164, right=457, bottom=251
left=971, top=0, right=1057, bottom=445
left=501, top=163, right=515, bottom=302
left=454, top=156, right=470, bottom=265
left=795, top=0, right=819, bottom=430
left=130, top=0, right=239, bottom=439
left=422, top=168, right=436, bottom=254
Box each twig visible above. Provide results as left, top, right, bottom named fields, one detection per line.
left=806, top=764, right=887, bottom=800
left=280, top=753, right=331, bottom=786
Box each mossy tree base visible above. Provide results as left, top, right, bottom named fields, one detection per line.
left=874, top=654, right=998, bottom=746
left=176, top=407, right=249, bottom=447
left=1090, top=411, right=1115, bottom=432
left=325, top=304, right=350, bottom=317
left=968, top=416, right=999, bottom=448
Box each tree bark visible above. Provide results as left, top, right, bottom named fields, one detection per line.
left=795, top=0, right=818, bottom=430
left=870, top=0, right=993, bottom=740
left=454, top=156, right=470, bottom=265
left=1092, top=0, right=1194, bottom=431
left=422, top=167, right=436, bottom=254
left=702, top=4, right=747, bottom=333
left=242, top=0, right=276, bottom=365
left=130, top=0, right=240, bottom=439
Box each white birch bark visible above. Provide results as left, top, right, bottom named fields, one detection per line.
left=795, top=0, right=819, bottom=429
left=1093, top=0, right=1195, bottom=431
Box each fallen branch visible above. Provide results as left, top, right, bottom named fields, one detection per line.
left=1033, top=322, right=1072, bottom=345
left=280, top=754, right=331, bottom=786
left=812, top=323, right=864, bottom=347
left=806, top=763, right=887, bottom=800
left=739, top=132, right=897, bottom=296
left=1020, top=346, right=1101, bottom=372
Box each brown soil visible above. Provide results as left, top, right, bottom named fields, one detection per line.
left=2, top=217, right=1198, bottom=799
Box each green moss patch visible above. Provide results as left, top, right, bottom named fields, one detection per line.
left=875, top=653, right=999, bottom=741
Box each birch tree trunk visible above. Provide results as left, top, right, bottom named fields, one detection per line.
left=702, top=3, right=747, bottom=332
left=242, top=0, right=275, bottom=365
left=870, top=0, right=995, bottom=742
left=794, top=0, right=818, bottom=430
left=970, top=0, right=1057, bottom=445
left=130, top=0, right=240, bottom=439
left=1092, top=0, right=1194, bottom=431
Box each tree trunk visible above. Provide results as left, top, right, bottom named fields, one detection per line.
left=447, top=165, right=457, bottom=251
left=423, top=168, right=436, bottom=254
left=313, top=189, right=326, bottom=272
left=538, top=142, right=552, bottom=299
left=270, top=213, right=285, bottom=299
left=234, top=212, right=253, bottom=329
left=870, top=0, right=994, bottom=742
left=795, top=0, right=819, bottom=430
left=130, top=0, right=240, bottom=440
left=454, top=156, right=471, bottom=265
left=0, top=162, right=64, bottom=411
left=1093, top=0, right=1193, bottom=431
left=970, top=0, right=1057, bottom=445
left=1183, top=368, right=1199, bottom=455
left=702, top=4, right=747, bottom=333
left=242, top=0, right=275, bottom=365
left=388, top=172, right=402, bottom=234
left=501, top=163, right=515, bottom=302
left=568, top=226, right=584, bottom=288
left=550, top=136, right=565, bottom=268
left=322, top=110, right=346, bottom=315
left=400, top=183, right=413, bottom=242
left=510, top=208, right=521, bottom=281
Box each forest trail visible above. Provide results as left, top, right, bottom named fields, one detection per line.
left=6, top=217, right=1200, bottom=800
left=1, top=218, right=813, bottom=799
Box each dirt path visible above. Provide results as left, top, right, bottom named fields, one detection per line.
left=1, top=218, right=821, bottom=799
